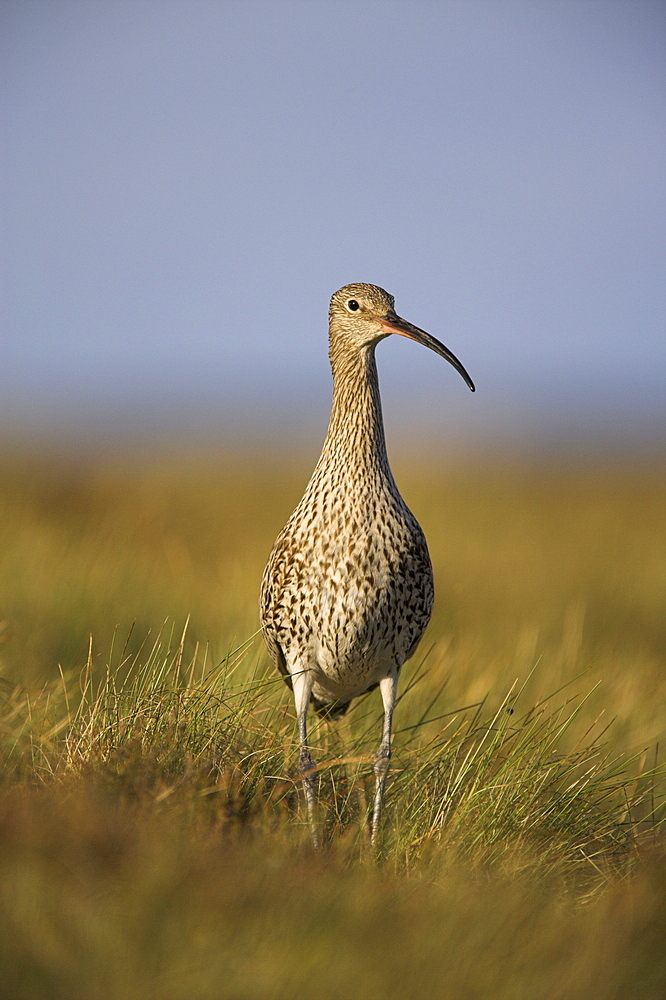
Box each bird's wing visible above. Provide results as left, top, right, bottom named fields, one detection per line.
left=259, top=535, right=293, bottom=687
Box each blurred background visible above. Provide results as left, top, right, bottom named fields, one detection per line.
left=2, top=0, right=664, bottom=453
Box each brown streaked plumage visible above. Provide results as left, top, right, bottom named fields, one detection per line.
left=260, top=282, right=474, bottom=844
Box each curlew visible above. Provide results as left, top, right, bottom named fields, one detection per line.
left=260, top=283, right=474, bottom=843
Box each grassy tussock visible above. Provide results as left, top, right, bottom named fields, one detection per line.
left=2, top=621, right=661, bottom=879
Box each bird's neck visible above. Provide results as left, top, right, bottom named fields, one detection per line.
left=320, top=345, right=392, bottom=478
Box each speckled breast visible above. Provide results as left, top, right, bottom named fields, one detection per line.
left=260, top=496, right=434, bottom=700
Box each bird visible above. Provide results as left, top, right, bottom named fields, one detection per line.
left=260, top=283, right=474, bottom=844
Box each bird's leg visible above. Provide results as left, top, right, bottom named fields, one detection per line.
left=371, top=671, right=398, bottom=845
left=291, top=667, right=320, bottom=848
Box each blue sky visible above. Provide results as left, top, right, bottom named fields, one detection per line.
left=2, top=0, right=665, bottom=449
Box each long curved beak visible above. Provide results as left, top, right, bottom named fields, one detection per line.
left=380, top=311, right=475, bottom=392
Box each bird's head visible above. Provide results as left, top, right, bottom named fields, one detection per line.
left=329, top=282, right=475, bottom=392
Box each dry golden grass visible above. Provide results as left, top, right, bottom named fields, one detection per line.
left=0, top=443, right=664, bottom=998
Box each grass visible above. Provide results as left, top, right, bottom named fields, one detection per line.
left=0, top=443, right=665, bottom=998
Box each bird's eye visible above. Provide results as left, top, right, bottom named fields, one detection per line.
left=347, top=299, right=360, bottom=312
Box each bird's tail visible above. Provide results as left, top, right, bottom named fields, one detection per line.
left=312, top=696, right=351, bottom=720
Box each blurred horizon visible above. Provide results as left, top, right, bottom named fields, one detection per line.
left=2, top=0, right=665, bottom=454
